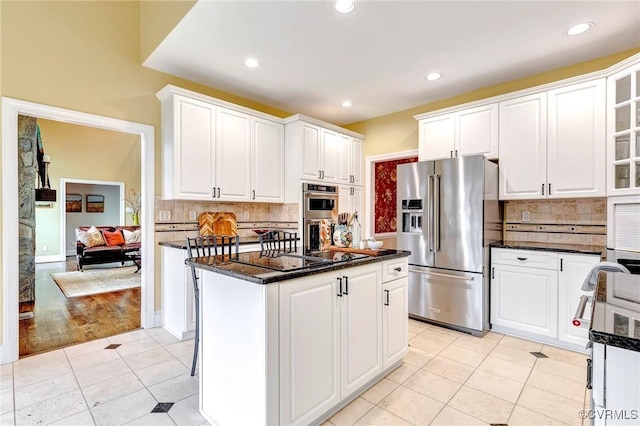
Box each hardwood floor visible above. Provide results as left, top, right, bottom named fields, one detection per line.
left=19, top=258, right=140, bottom=358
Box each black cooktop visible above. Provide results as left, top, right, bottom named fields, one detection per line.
left=232, top=250, right=369, bottom=272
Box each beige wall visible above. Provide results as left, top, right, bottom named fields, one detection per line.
left=345, top=48, right=640, bottom=157
left=139, top=1, right=196, bottom=63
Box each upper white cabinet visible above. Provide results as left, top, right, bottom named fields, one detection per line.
left=607, top=59, right=640, bottom=196
left=157, top=85, right=284, bottom=202
left=499, top=79, right=606, bottom=200
left=417, top=103, right=499, bottom=161
left=285, top=115, right=366, bottom=188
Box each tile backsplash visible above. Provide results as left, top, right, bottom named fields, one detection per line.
left=504, top=198, right=606, bottom=246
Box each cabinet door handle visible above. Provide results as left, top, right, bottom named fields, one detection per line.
left=337, top=277, right=343, bottom=297
left=491, top=267, right=495, bottom=279
left=548, top=183, right=551, bottom=195
left=516, top=257, right=527, bottom=261
left=560, top=258, right=563, bottom=272
left=343, top=276, right=349, bottom=295
left=586, top=358, right=593, bottom=390
left=217, top=187, right=221, bottom=198
left=384, top=289, right=390, bottom=306
left=455, top=149, right=458, bottom=157
left=319, top=170, right=322, bottom=179
left=252, top=190, right=256, bottom=200
left=212, top=187, right=216, bottom=198
left=322, top=170, right=325, bottom=179
left=541, top=183, right=545, bottom=195
left=450, top=150, right=453, bottom=158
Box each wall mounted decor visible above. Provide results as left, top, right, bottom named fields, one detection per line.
left=86, top=194, right=105, bottom=213
left=65, top=194, right=82, bottom=213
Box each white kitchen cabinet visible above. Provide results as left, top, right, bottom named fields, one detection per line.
left=215, top=106, right=252, bottom=201
left=279, top=271, right=341, bottom=425
left=491, top=248, right=602, bottom=351
left=157, top=85, right=284, bottom=202
left=339, top=186, right=364, bottom=224
left=417, top=103, right=498, bottom=161
left=607, top=60, right=640, bottom=196
left=161, top=246, right=196, bottom=340
left=382, top=258, right=408, bottom=369
left=491, top=262, right=558, bottom=338
left=279, top=263, right=384, bottom=424
left=251, top=116, right=285, bottom=202
left=284, top=115, right=365, bottom=192
left=557, top=253, right=600, bottom=347
left=499, top=79, right=606, bottom=200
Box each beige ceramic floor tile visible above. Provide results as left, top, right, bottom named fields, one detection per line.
left=385, top=363, right=419, bottom=384
left=483, top=331, right=505, bottom=342
left=498, top=335, right=544, bottom=352
left=74, top=358, right=132, bottom=388
left=490, top=344, right=538, bottom=367
left=451, top=334, right=498, bottom=354
left=80, top=371, right=145, bottom=408
left=50, top=409, right=97, bottom=425
left=354, top=406, right=412, bottom=426
left=402, top=347, right=435, bottom=368
left=329, top=397, right=374, bottom=426
left=409, top=334, right=451, bottom=354
left=477, top=354, right=533, bottom=383
left=429, top=406, right=486, bottom=426
left=361, top=378, right=399, bottom=404
left=438, top=344, right=488, bottom=367
left=408, top=319, right=430, bottom=335
left=63, top=338, right=111, bottom=358
left=419, top=327, right=462, bottom=344
left=509, top=405, right=569, bottom=425
left=0, top=412, right=14, bottom=426
left=403, top=369, right=461, bottom=404
left=465, top=369, right=525, bottom=403
left=13, top=373, right=79, bottom=410
left=534, top=357, right=586, bottom=383
left=517, top=385, right=584, bottom=425
left=422, top=356, right=475, bottom=384
left=379, top=385, right=444, bottom=425
left=15, top=389, right=88, bottom=426
left=448, top=385, right=514, bottom=423
left=0, top=389, right=13, bottom=416
left=106, top=329, right=150, bottom=344
left=526, top=368, right=586, bottom=403
left=67, top=347, right=122, bottom=371
left=541, top=344, right=588, bottom=367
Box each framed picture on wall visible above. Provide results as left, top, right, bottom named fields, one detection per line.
left=65, top=194, right=82, bottom=213
left=86, top=194, right=105, bottom=213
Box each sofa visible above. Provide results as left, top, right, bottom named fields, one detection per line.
left=75, top=225, right=141, bottom=271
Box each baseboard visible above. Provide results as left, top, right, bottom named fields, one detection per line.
left=35, top=254, right=66, bottom=264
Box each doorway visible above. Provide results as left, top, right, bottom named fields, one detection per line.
left=2, top=97, right=155, bottom=364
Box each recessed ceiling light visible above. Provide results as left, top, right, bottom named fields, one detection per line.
left=335, top=0, right=355, bottom=14
left=425, top=72, right=443, bottom=81
left=245, top=58, right=260, bottom=68
left=341, top=101, right=353, bottom=107
left=566, top=22, right=593, bottom=36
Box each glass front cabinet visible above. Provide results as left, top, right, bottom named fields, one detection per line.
left=608, top=60, right=640, bottom=195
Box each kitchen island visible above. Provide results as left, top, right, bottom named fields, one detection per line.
left=186, top=249, right=410, bottom=425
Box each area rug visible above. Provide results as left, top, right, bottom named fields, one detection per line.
left=52, top=266, right=140, bottom=298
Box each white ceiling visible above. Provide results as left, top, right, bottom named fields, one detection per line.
left=144, top=0, right=640, bottom=126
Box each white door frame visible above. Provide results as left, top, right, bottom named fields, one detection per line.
left=1, top=97, right=156, bottom=364
left=59, top=179, right=126, bottom=258
left=365, top=149, right=418, bottom=239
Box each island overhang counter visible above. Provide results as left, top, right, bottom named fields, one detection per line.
left=185, top=249, right=410, bottom=426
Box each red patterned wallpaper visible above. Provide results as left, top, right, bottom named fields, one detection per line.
left=374, top=156, right=418, bottom=234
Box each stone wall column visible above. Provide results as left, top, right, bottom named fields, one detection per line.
left=18, top=115, right=36, bottom=303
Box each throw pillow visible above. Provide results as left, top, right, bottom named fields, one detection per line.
left=122, top=228, right=142, bottom=244
left=103, top=230, right=125, bottom=246
left=76, top=226, right=106, bottom=248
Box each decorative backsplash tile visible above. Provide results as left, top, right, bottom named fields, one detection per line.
left=504, top=198, right=606, bottom=246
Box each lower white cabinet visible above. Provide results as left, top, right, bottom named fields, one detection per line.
left=491, top=248, right=600, bottom=350
left=383, top=276, right=408, bottom=368
left=161, top=246, right=196, bottom=340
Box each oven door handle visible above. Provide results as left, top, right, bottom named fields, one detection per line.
left=572, top=295, right=591, bottom=327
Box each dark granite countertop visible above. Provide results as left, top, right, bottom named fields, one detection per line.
left=491, top=241, right=605, bottom=257
left=185, top=249, right=411, bottom=285
left=589, top=271, right=640, bottom=352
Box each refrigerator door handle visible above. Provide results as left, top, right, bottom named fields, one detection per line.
left=434, top=174, right=441, bottom=251
left=427, top=175, right=434, bottom=252
left=409, top=268, right=475, bottom=281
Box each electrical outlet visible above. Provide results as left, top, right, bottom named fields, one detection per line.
left=522, top=211, right=531, bottom=222
left=189, top=211, right=197, bottom=221
left=42, top=245, right=48, bottom=252
left=159, top=210, right=171, bottom=221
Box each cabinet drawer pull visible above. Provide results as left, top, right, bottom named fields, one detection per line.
left=516, top=257, right=527, bottom=261
left=384, top=289, right=390, bottom=306
left=394, top=267, right=402, bottom=272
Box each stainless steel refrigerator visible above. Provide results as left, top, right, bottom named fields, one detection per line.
left=396, top=155, right=501, bottom=335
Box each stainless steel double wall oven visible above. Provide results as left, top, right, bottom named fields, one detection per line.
left=302, top=183, right=338, bottom=252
